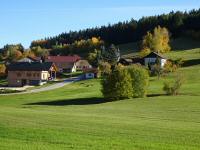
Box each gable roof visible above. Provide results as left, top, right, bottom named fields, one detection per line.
left=46, top=55, right=81, bottom=63
left=143, top=52, right=166, bottom=59
left=118, top=58, right=133, bottom=65
left=7, top=62, right=55, bottom=71
left=17, top=57, right=38, bottom=63
left=76, top=59, right=91, bottom=66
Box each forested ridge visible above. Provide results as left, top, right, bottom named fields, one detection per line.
left=31, top=9, right=200, bottom=49
left=1, top=8, right=200, bottom=62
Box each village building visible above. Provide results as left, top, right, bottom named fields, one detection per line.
left=45, top=55, right=81, bottom=73
left=119, top=52, right=167, bottom=70
left=76, top=59, right=92, bottom=71
left=7, top=62, right=57, bottom=87
left=143, top=52, right=167, bottom=69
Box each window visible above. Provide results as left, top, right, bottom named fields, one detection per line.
left=27, top=73, right=31, bottom=77
left=37, top=73, right=40, bottom=77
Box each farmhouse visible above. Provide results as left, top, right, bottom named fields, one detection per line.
left=7, top=62, right=57, bottom=87
left=45, top=55, right=81, bottom=73
left=118, top=52, right=167, bottom=70
left=143, top=52, right=167, bottom=69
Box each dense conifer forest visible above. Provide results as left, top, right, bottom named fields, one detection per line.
left=31, top=9, right=200, bottom=49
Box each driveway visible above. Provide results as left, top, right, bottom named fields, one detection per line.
left=0, top=76, right=81, bottom=95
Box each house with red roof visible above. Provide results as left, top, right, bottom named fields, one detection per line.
left=45, top=55, right=81, bottom=73
left=17, top=55, right=83, bottom=73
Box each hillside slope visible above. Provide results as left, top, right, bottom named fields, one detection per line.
left=119, top=37, right=200, bottom=57
left=0, top=47, right=200, bottom=149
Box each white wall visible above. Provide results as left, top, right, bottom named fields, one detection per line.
left=144, top=58, right=167, bottom=68
left=161, top=59, right=167, bottom=67
left=71, top=64, right=77, bottom=72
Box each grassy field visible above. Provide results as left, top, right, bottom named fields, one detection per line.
left=0, top=43, right=200, bottom=149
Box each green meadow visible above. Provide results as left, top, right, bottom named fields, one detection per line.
left=0, top=48, right=200, bottom=149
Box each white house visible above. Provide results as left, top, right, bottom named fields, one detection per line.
left=143, top=52, right=167, bottom=69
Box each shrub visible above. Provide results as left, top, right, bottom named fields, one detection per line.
left=164, top=60, right=178, bottom=73
left=152, top=63, right=163, bottom=79
left=101, top=65, right=133, bottom=100
left=163, top=74, right=184, bottom=95
left=98, top=61, right=111, bottom=76
left=101, top=64, right=149, bottom=100
left=127, top=65, right=149, bottom=98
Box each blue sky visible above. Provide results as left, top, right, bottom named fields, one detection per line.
left=0, top=0, right=200, bottom=48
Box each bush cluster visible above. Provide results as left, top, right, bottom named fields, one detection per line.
left=101, top=65, right=149, bottom=100
left=163, top=74, right=184, bottom=95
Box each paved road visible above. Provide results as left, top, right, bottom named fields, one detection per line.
left=0, top=77, right=81, bottom=96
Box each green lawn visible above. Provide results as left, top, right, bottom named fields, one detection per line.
left=0, top=48, right=200, bottom=149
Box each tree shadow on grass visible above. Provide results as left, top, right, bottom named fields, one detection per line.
left=147, top=94, right=167, bottom=97
left=182, top=59, right=200, bottom=67
left=25, top=97, right=110, bottom=106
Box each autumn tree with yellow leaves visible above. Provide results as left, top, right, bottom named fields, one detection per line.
left=141, top=26, right=171, bottom=56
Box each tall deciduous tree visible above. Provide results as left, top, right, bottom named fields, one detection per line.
left=141, top=26, right=171, bottom=55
